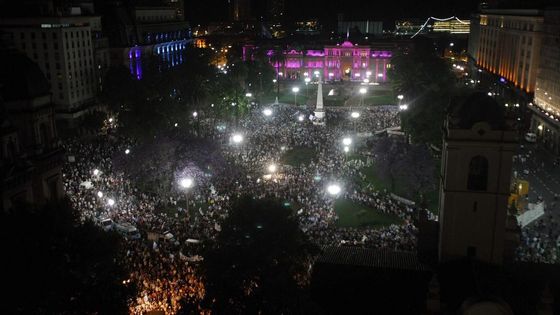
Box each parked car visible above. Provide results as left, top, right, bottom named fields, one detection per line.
left=115, top=222, right=141, bottom=240
left=96, top=217, right=114, bottom=231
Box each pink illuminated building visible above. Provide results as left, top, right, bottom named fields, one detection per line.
left=243, top=41, right=392, bottom=81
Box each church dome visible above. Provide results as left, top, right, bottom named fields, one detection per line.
left=0, top=49, right=50, bottom=101
left=451, top=92, right=506, bottom=130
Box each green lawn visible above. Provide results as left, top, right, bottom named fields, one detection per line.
left=281, top=147, right=316, bottom=166
left=353, top=156, right=441, bottom=214
left=334, top=199, right=403, bottom=228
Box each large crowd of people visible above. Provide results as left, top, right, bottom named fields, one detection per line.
left=67, top=103, right=550, bottom=313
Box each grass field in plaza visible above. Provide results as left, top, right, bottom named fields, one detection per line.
left=334, top=199, right=403, bottom=228
left=281, top=147, right=317, bottom=166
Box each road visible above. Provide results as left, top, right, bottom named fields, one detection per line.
left=513, top=142, right=560, bottom=212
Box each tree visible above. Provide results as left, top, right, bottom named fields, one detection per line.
left=374, top=137, right=407, bottom=192
left=202, top=196, right=318, bottom=314
left=388, top=37, right=457, bottom=144
left=1, top=199, right=133, bottom=314
left=398, top=144, right=437, bottom=202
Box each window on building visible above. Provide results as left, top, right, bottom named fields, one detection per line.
left=467, top=156, right=489, bottom=191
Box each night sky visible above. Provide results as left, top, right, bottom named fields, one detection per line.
left=186, top=0, right=483, bottom=24
left=185, top=0, right=560, bottom=24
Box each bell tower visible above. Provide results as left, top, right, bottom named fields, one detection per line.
left=438, top=93, right=518, bottom=265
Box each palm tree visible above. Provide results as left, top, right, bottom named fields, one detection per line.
left=269, top=46, right=286, bottom=100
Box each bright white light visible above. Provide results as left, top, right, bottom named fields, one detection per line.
left=272, top=79, right=277, bottom=83
left=487, top=92, right=493, bottom=96
left=193, top=111, right=198, bottom=117
left=366, top=71, right=372, bottom=77
left=343, top=146, right=350, bottom=153
left=245, top=93, right=252, bottom=97
left=107, top=198, right=115, bottom=206
left=278, top=72, right=283, bottom=76
left=327, top=184, right=341, bottom=195
left=268, top=164, right=277, bottom=173
left=304, top=77, right=311, bottom=83
left=174, top=123, right=178, bottom=127
left=328, top=72, right=334, bottom=77
left=359, top=88, right=367, bottom=94
left=292, top=87, right=300, bottom=93
left=397, top=95, right=404, bottom=100
left=351, top=112, right=360, bottom=118
left=363, top=79, right=369, bottom=83
left=304, top=72, right=309, bottom=76
left=538, top=125, right=544, bottom=131
left=93, top=169, right=99, bottom=176
left=399, top=104, right=408, bottom=110
left=263, top=108, right=273, bottom=116
left=179, top=178, right=193, bottom=189
left=450, top=42, right=455, bottom=47
left=232, top=133, right=244, bottom=143
left=342, top=137, right=352, bottom=146
left=108, top=118, right=113, bottom=123
left=125, top=149, right=130, bottom=155
left=298, top=115, right=305, bottom=121
left=377, top=73, right=384, bottom=78
left=97, top=191, right=103, bottom=198
left=314, top=70, right=320, bottom=75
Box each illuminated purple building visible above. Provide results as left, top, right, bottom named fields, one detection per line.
left=243, top=41, right=392, bottom=81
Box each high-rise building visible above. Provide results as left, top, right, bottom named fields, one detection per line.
left=438, top=93, right=518, bottom=265
left=0, top=17, right=99, bottom=123
left=531, top=9, right=560, bottom=154
left=0, top=49, right=64, bottom=211
left=471, top=9, right=544, bottom=93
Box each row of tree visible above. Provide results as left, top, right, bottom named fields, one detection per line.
left=100, top=46, right=277, bottom=139
left=388, top=37, right=471, bottom=145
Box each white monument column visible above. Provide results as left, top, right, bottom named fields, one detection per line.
left=314, top=80, right=326, bottom=125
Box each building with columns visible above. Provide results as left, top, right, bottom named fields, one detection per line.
left=243, top=41, right=392, bottom=82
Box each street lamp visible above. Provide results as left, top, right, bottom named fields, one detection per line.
left=232, top=133, right=244, bottom=144
left=263, top=108, right=273, bottom=117
left=193, top=111, right=198, bottom=117
left=97, top=191, right=103, bottom=198
left=245, top=92, right=253, bottom=97
left=359, top=87, right=367, bottom=106
left=268, top=164, right=277, bottom=173
left=179, top=177, right=194, bottom=213
left=343, top=146, right=350, bottom=153
left=107, top=198, right=115, bottom=207
left=327, top=184, right=342, bottom=196
left=292, top=87, right=300, bottom=106
left=351, top=112, right=360, bottom=118
left=342, top=137, right=352, bottom=146
left=298, top=115, right=305, bottom=122
left=125, top=149, right=130, bottom=155
left=399, top=104, right=408, bottom=111
left=304, top=77, right=311, bottom=98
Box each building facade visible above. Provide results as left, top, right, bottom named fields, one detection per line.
left=113, top=6, right=191, bottom=80
left=473, top=9, right=544, bottom=93
left=1, top=50, right=64, bottom=211
left=244, top=41, right=392, bottom=82
left=531, top=9, right=560, bottom=154
left=0, top=17, right=98, bottom=121
left=439, top=93, right=518, bottom=265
